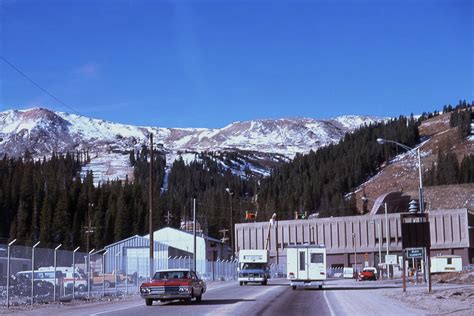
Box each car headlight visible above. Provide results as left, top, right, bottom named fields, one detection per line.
left=178, top=286, right=190, bottom=293
left=140, top=287, right=150, bottom=294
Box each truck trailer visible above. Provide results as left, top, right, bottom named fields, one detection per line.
left=287, top=245, right=326, bottom=289
left=238, top=249, right=270, bottom=286
left=430, top=255, right=462, bottom=273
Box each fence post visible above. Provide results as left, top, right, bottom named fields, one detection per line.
left=31, top=241, right=40, bottom=306
left=6, top=239, right=16, bottom=309
left=102, top=250, right=108, bottom=297
left=53, top=244, right=62, bottom=302
left=72, top=247, right=79, bottom=300
left=88, top=248, right=95, bottom=299
left=125, top=257, right=128, bottom=295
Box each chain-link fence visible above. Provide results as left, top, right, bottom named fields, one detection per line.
left=0, top=243, right=243, bottom=308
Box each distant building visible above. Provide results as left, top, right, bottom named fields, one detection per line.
left=99, top=227, right=232, bottom=277
left=235, top=208, right=474, bottom=269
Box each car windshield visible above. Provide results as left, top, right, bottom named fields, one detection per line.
left=242, top=263, right=264, bottom=270
left=153, top=271, right=191, bottom=280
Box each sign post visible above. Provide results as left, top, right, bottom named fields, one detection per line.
left=401, top=213, right=431, bottom=293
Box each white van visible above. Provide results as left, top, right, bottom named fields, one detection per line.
left=343, top=267, right=354, bottom=278
left=287, top=245, right=326, bottom=289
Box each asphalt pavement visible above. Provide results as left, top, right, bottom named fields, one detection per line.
left=5, top=278, right=428, bottom=316
left=85, top=279, right=331, bottom=316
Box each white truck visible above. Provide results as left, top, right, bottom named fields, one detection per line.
left=238, top=249, right=270, bottom=286
left=287, top=245, right=326, bottom=289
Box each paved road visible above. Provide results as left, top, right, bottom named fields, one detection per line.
left=88, top=279, right=332, bottom=316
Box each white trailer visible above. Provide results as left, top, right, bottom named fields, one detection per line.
left=430, top=255, right=462, bottom=273
left=238, top=249, right=270, bottom=285
left=287, top=245, right=326, bottom=289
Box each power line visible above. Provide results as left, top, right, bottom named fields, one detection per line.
left=0, top=55, right=85, bottom=116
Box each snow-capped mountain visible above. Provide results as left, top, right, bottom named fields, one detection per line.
left=0, top=108, right=382, bottom=156
left=0, top=107, right=385, bottom=183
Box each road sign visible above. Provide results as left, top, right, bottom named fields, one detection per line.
left=406, top=248, right=424, bottom=259
left=385, top=254, right=397, bottom=264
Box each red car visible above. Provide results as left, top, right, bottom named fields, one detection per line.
left=139, top=269, right=206, bottom=306
left=358, top=267, right=377, bottom=281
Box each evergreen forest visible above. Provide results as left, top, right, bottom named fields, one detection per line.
left=1, top=107, right=473, bottom=250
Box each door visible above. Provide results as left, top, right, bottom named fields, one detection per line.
left=297, top=250, right=308, bottom=279
left=308, top=248, right=326, bottom=281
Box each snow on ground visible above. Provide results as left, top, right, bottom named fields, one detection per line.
left=81, top=153, right=133, bottom=186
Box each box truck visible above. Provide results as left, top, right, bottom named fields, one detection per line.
left=238, top=249, right=270, bottom=286
left=287, top=245, right=326, bottom=289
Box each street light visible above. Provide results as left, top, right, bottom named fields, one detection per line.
left=352, top=233, right=357, bottom=276
left=362, top=197, right=390, bottom=257
left=369, top=220, right=382, bottom=279
left=376, top=138, right=424, bottom=213
left=225, top=188, right=234, bottom=256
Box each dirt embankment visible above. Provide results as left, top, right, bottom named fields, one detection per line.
left=384, top=271, right=474, bottom=315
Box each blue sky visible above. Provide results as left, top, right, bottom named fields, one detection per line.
left=0, top=0, right=471, bottom=128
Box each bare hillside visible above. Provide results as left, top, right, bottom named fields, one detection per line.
left=356, top=111, right=474, bottom=212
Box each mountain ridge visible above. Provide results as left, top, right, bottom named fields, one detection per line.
left=0, top=107, right=385, bottom=157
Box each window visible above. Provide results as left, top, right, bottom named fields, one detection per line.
left=299, top=251, right=306, bottom=271
left=310, top=253, right=324, bottom=264
left=447, top=258, right=452, bottom=264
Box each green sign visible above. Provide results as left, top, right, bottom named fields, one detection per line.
left=406, top=248, right=423, bottom=258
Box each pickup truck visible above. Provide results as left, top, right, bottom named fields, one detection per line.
left=91, top=271, right=133, bottom=287
left=140, top=269, right=206, bottom=306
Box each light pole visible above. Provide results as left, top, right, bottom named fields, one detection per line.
left=72, top=246, right=80, bottom=300
left=6, top=239, right=17, bottom=309
left=376, top=138, right=424, bottom=213
left=369, top=220, right=382, bottom=279
left=53, top=244, right=62, bottom=302
left=352, top=233, right=357, bottom=277
left=361, top=197, right=390, bottom=257
left=225, top=188, right=234, bottom=257
left=31, top=241, right=40, bottom=306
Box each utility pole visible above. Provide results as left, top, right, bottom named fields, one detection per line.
left=193, top=198, right=196, bottom=272
left=149, top=133, right=154, bottom=279
left=165, top=210, right=173, bottom=226
left=84, top=205, right=95, bottom=254
left=225, top=188, right=234, bottom=257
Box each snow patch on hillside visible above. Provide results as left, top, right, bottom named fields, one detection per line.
left=81, top=153, right=133, bottom=186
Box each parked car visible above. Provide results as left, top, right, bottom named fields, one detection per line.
left=140, top=269, right=206, bottom=306
left=358, top=267, right=377, bottom=281
left=16, top=269, right=63, bottom=287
